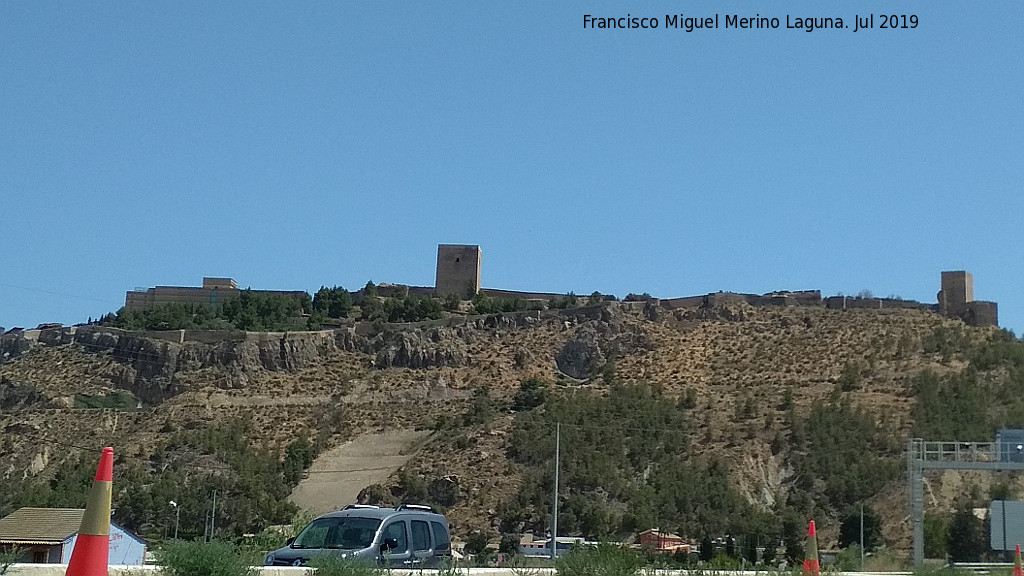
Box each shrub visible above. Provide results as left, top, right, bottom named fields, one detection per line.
left=156, top=540, right=256, bottom=576
left=465, top=532, right=490, bottom=556
left=307, top=554, right=383, bottom=576
left=511, top=378, right=548, bottom=412
left=0, top=546, right=20, bottom=575
left=499, top=533, right=521, bottom=555
left=555, top=543, right=642, bottom=576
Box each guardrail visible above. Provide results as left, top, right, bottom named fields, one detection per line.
left=1, top=567, right=915, bottom=576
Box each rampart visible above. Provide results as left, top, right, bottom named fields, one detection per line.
left=125, top=277, right=307, bottom=312
left=480, top=288, right=573, bottom=301
left=5, top=266, right=999, bottom=365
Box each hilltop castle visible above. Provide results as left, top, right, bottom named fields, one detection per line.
left=121, top=245, right=998, bottom=328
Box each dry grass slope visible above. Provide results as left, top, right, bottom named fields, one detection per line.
left=0, top=301, right=997, bottom=548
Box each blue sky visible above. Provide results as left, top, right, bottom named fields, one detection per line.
left=1, top=1, right=1022, bottom=333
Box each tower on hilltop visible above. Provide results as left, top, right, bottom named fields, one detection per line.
left=435, top=244, right=481, bottom=299
left=937, top=270, right=998, bottom=327
left=938, top=271, right=973, bottom=316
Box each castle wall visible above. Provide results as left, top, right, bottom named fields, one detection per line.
left=480, top=288, right=565, bottom=301
left=659, top=296, right=707, bottom=309
left=124, top=281, right=307, bottom=313
left=964, top=301, right=999, bottom=328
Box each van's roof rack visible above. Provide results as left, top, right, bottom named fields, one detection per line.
left=343, top=504, right=380, bottom=510
left=396, top=503, right=436, bottom=512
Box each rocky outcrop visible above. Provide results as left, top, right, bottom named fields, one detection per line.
left=674, top=302, right=753, bottom=322
left=643, top=299, right=662, bottom=321
left=28, top=326, right=341, bottom=402
left=556, top=325, right=606, bottom=379
left=0, top=336, right=31, bottom=363
left=370, top=327, right=468, bottom=369
left=0, top=376, right=47, bottom=410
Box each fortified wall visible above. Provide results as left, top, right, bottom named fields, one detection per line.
left=125, top=277, right=307, bottom=312
left=937, top=271, right=999, bottom=328
left=79, top=246, right=998, bottom=345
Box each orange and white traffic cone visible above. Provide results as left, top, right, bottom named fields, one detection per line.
left=803, top=520, right=820, bottom=576
left=66, top=447, right=113, bottom=576
left=1014, top=544, right=1022, bottom=576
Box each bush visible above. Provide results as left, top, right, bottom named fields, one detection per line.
left=498, top=533, right=520, bottom=555
left=465, top=532, right=489, bottom=556
left=555, top=543, right=642, bottom=576
left=549, top=293, right=579, bottom=310
left=156, top=540, right=257, bottom=576
left=1, top=546, right=20, bottom=575
left=511, top=378, right=548, bottom=412
left=307, top=554, right=383, bottom=576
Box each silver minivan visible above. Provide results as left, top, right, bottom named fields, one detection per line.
left=264, top=504, right=452, bottom=568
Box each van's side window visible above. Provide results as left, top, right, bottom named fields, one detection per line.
left=383, top=521, right=408, bottom=553
left=411, top=520, right=431, bottom=551
left=430, top=521, right=450, bottom=551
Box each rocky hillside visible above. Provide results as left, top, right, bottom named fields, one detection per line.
left=0, top=301, right=1003, bottom=552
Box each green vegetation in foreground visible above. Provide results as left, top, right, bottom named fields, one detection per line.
left=555, top=543, right=644, bottom=576
left=0, top=546, right=19, bottom=575
left=156, top=540, right=257, bottom=576
left=307, top=555, right=385, bottom=576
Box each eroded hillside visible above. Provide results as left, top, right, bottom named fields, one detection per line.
left=0, top=301, right=997, bottom=550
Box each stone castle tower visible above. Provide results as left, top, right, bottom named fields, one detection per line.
left=938, top=270, right=998, bottom=327
left=434, top=244, right=481, bottom=299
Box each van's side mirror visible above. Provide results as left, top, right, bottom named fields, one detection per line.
left=286, top=537, right=295, bottom=546
left=380, top=538, right=398, bottom=553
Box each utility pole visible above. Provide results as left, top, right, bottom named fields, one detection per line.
left=551, top=422, right=560, bottom=562
left=1003, top=499, right=1008, bottom=561
left=860, top=503, right=864, bottom=570
left=210, top=490, right=217, bottom=541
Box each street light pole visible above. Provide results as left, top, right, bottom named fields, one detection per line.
left=860, top=503, right=864, bottom=570
left=551, top=422, right=560, bottom=562
left=169, top=501, right=180, bottom=540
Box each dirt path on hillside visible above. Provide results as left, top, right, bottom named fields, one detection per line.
left=288, top=430, right=431, bottom=515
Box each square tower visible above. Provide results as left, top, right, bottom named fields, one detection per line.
left=938, top=271, right=974, bottom=315
left=435, top=244, right=481, bottom=299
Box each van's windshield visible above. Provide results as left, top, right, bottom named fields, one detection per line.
left=291, top=516, right=382, bottom=550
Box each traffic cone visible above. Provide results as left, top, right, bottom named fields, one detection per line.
left=1014, top=544, right=1022, bottom=576
left=803, top=520, right=820, bottom=576
left=66, top=447, right=113, bottom=576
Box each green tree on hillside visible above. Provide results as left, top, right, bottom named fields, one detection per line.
left=505, top=383, right=768, bottom=540
left=838, top=506, right=882, bottom=551
left=948, top=497, right=986, bottom=562
left=312, top=286, right=353, bottom=318
left=789, top=394, right=899, bottom=515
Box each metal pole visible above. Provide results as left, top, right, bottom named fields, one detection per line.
left=1003, top=499, right=1008, bottom=560
left=551, top=422, right=560, bottom=562
left=860, top=503, right=864, bottom=570
left=211, top=490, right=217, bottom=541
left=175, top=506, right=180, bottom=540
left=909, top=438, right=925, bottom=566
